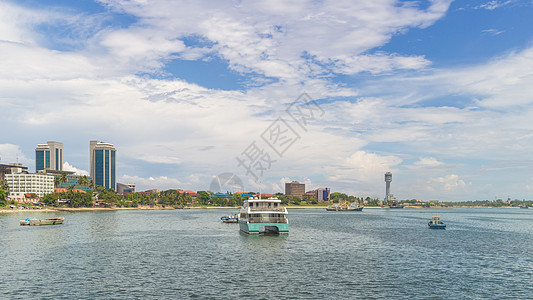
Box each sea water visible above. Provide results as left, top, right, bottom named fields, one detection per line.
left=1, top=208, right=532, bottom=299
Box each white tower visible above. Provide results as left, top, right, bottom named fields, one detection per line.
left=385, top=172, right=392, bottom=201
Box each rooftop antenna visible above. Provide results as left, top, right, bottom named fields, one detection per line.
left=259, top=178, right=262, bottom=200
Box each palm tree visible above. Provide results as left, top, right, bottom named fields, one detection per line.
left=54, top=176, right=61, bottom=188
left=0, top=179, right=9, bottom=193
left=77, top=175, right=89, bottom=186
left=88, top=178, right=95, bottom=190
left=59, top=173, right=68, bottom=185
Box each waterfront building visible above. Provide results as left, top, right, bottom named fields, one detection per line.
left=303, top=188, right=331, bottom=201
left=38, top=169, right=91, bottom=193
left=211, top=193, right=233, bottom=200
left=234, top=192, right=255, bottom=199
left=316, top=188, right=330, bottom=201
left=0, top=163, right=28, bottom=181
left=285, top=181, right=305, bottom=199
left=117, top=183, right=136, bottom=194
left=5, top=173, right=54, bottom=199
left=179, top=190, right=199, bottom=199
left=90, top=141, right=116, bottom=190
left=35, top=141, right=63, bottom=172
left=139, top=189, right=160, bottom=195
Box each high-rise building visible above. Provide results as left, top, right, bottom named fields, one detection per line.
left=316, top=187, right=331, bottom=201
left=285, top=181, right=305, bottom=199
left=90, top=141, right=116, bottom=190
left=35, top=141, right=63, bottom=172
left=385, top=172, right=392, bottom=200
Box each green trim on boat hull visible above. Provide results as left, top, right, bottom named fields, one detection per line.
left=239, top=221, right=289, bottom=235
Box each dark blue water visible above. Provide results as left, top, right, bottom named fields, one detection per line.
left=1, top=208, right=532, bottom=299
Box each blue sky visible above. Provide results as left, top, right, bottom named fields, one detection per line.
left=1, top=0, right=533, bottom=201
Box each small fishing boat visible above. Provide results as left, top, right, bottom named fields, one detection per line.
left=326, top=201, right=363, bottom=211
left=220, top=215, right=238, bottom=223
left=20, top=217, right=64, bottom=226
left=389, top=202, right=404, bottom=209
left=428, top=216, right=446, bottom=229
left=326, top=204, right=340, bottom=211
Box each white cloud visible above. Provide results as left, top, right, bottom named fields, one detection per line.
left=482, top=29, right=505, bottom=36
left=119, top=175, right=184, bottom=191
left=87, top=0, right=452, bottom=82
left=408, top=157, right=445, bottom=169
left=474, top=1, right=512, bottom=10
left=427, top=174, right=470, bottom=192
left=62, top=162, right=89, bottom=176
left=329, top=151, right=402, bottom=184
left=0, top=144, right=32, bottom=168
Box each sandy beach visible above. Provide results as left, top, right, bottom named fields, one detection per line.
left=0, top=206, right=176, bottom=214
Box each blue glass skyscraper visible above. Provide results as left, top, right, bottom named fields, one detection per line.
left=35, top=141, right=63, bottom=172
left=90, top=141, right=116, bottom=190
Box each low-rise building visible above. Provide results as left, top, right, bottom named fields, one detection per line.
left=139, top=189, right=160, bottom=195
left=303, top=188, right=330, bottom=201
left=117, top=183, right=136, bottom=194
left=0, top=163, right=28, bottom=181
left=38, top=169, right=91, bottom=192
left=179, top=190, right=199, bottom=199
left=5, top=173, right=54, bottom=200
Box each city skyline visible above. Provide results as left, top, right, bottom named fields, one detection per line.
left=1, top=1, right=533, bottom=200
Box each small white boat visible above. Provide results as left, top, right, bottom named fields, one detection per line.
left=20, top=217, right=64, bottom=226
left=221, top=215, right=239, bottom=223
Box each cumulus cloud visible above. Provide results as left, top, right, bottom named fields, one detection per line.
left=119, top=175, right=184, bottom=191
left=89, top=0, right=452, bottom=81
left=63, top=162, right=89, bottom=176
left=0, top=144, right=32, bottom=168
left=329, top=151, right=402, bottom=184
left=408, top=157, right=445, bottom=169
left=427, top=174, right=470, bottom=192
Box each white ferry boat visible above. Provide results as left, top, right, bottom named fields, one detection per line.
left=238, top=197, right=289, bottom=235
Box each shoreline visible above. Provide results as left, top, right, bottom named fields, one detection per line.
left=2, top=205, right=519, bottom=214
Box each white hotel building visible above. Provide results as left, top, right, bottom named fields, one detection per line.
left=5, top=173, right=55, bottom=200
